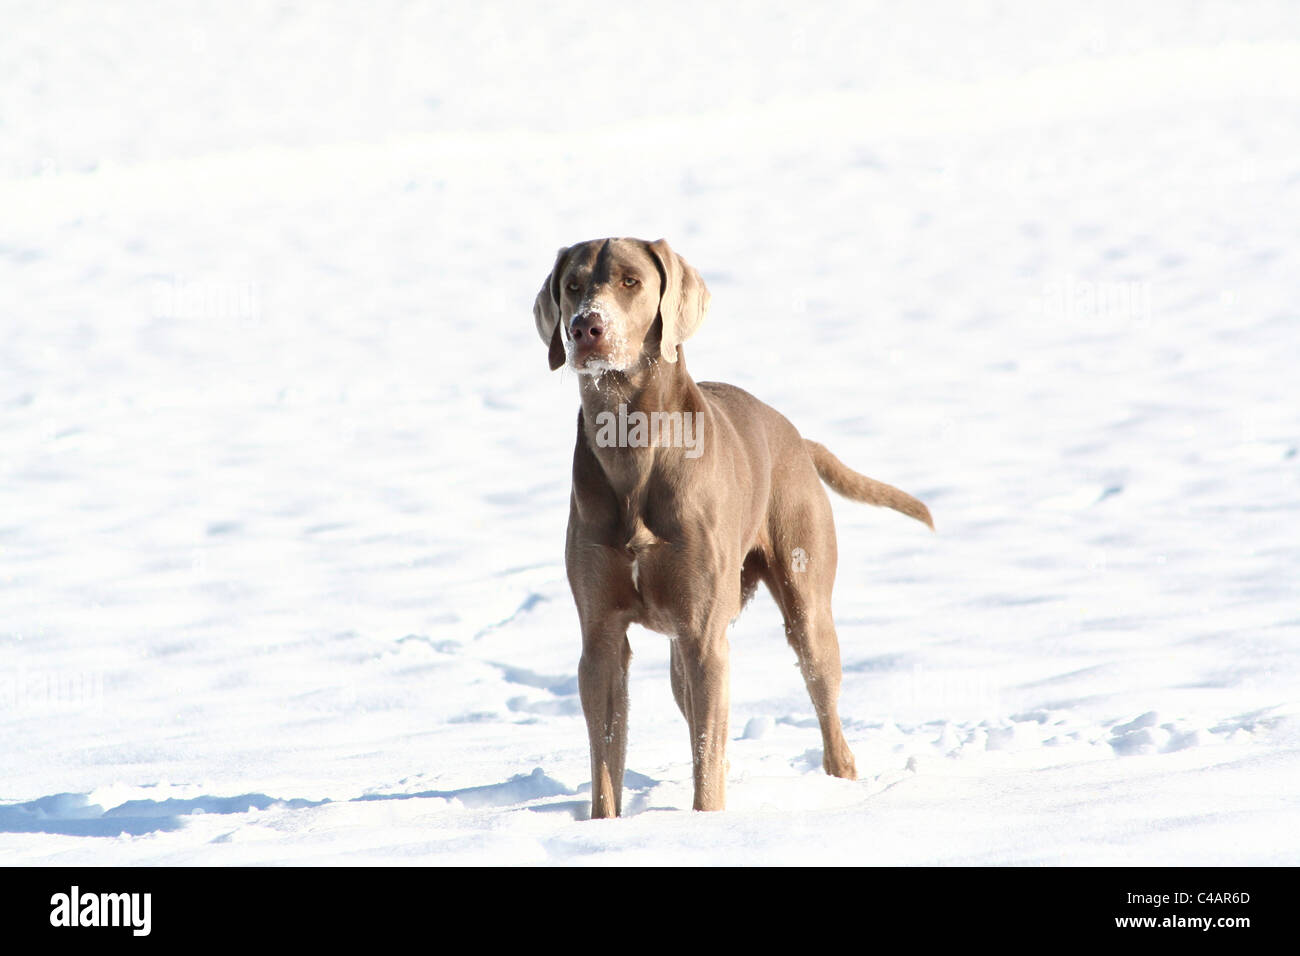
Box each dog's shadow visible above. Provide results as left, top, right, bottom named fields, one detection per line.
left=0, top=767, right=670, bottom=836
left=0, top=791, right=326, bottom=838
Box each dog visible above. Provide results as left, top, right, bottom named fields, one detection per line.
left=533, top=238, right=932, bottom=816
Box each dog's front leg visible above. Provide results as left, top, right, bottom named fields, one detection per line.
left=676, top=627, right=731, bottom=811
left=579, top=624, right=631, bottom=819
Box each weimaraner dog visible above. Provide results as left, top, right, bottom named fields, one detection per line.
left=533, top=238, right=933, bottom=816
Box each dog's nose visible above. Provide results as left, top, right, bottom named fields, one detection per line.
left=570, top=311, right=605, bottom=345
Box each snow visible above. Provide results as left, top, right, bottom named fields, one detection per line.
left=1, top=1, right=1298, bottom=865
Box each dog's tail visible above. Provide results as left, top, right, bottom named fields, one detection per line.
left=805, top=440, right=934, bottom=530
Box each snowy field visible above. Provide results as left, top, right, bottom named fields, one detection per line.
left=2, top=1, right=1298, bottom=865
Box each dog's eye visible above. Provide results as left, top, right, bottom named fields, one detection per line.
left=565, top=282, right=580, bottom=293
left=622, top=276, right=639, bottom=288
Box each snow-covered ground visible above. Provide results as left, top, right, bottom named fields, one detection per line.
left=2, top=1, right=1298, bottom=864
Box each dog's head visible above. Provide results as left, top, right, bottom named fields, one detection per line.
left=532, top=238, right=710, bottom=373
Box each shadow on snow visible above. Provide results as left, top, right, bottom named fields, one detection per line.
left=0, top=767, right=660, bottom=836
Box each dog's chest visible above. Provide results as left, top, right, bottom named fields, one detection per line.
left=624, top=514, right=660, bottom=594
left=621, top=514, right=677, bottom=631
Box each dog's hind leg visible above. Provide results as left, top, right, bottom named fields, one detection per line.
left=766, top=500, right=858, bottom=780
left=783, top=599, right=857, bottom=780
left=669, top=640, right=694, bottom=734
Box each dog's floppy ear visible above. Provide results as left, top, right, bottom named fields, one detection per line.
left=533, top=245, right=570, bottom=371
left=645, top=238, right=709, bottom=363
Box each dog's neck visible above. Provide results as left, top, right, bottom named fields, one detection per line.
left=575, top=346, right=704, bottom=498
